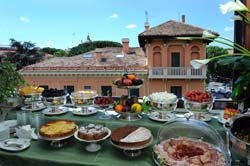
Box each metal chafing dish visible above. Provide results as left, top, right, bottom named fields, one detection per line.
left=226, top=110, right=250, bottom=160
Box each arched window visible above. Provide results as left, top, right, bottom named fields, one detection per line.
left=152, top=46, right=162, bottom=67
left=191, top=46, right=200, bottom=59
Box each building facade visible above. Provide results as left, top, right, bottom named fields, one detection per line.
left=20, top=18, right=215, bottom=98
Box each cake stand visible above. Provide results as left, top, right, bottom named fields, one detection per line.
left=110, top=137, right=153, bottom=157
left=38, top=132, right=75, bottom=148
left=74, top=129, right=111, bottom=152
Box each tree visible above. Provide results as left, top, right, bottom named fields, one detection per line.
left=206, top=46, right=233, bottom=82
left=53, top=50, right=68, bottom=57
left=40, top=47, right=60, bottom=55
left=68, top=40, right=122, bottom=56
left=4, top=39, right=45, bottom=70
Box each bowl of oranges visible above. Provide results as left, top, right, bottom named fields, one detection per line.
left=114, top=95, right=143, bottom=121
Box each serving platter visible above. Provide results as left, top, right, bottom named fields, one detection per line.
left=42, top=107, right=68, bottom=115
left=21, top=104, right=46, bottom=112
left=110, top=137, right=153, bottom=157
left=148, top=112, right=176, bottom=122
left=71, top=107, right=98, bottom=116
left=0, top=138, right=30, bottom=152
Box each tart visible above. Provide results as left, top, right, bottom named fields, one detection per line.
left=111, top=126, right=152, bottom=147
left=39, top=120, right=77, bottom=138
left=77, top=124, right=109, bottom=141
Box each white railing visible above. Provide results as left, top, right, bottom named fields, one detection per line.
left=148, top=67, right=206, bottom=79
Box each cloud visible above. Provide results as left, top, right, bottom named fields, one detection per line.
left=19, top=16, right=30, bottom=23
left=47, top=40, right=54, bottom=47
left=109, top=13, right=119, bottom=18
left=224, top=26, right=233, bottom=32
left=125, top=24, right=137, bottom=29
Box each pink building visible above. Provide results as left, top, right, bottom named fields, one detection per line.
left=20, top=18, right=215, bottom=97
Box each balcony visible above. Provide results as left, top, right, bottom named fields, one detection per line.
left=148, top=67, right=206, bottom=79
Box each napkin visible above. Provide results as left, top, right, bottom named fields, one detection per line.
left=15, top=125, right=38, bottom=140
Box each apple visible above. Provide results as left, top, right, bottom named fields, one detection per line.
left=123, top=79, right=132, bottom=86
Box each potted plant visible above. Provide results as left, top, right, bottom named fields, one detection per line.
left=0, top=61, right=25, bottom=121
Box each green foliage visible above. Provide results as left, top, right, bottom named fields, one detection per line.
left=53, top=50, right=68, bottom=57
left=40, top=47, right=60, bottom=54
left=0, top=62, right=25, bottom=103
left=206, top=46, right=232, bottom=82
left=217, top=56, right=250, bottom=101
left=68, top=40, right=122, bottom=56
left=4, top=39, right=45, bottom=70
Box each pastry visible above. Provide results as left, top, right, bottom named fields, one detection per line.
left=77, top=124, right=109, bottom=140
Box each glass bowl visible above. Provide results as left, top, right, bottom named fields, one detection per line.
left=183, top=97, right=213, bottom=113
left=153, top=118, right=231, bottom=166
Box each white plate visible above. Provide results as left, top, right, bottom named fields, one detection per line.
left=71, top=107, right=98, bottom=116
left=21, top=104, right=46, bottom=111
left=74, top=128, right=111, bottom=143
left=148, top=112, right=176, bottom=122
left=0, top=138, right=30, bottom=152
left=0, top=120, right=18, bottom=134
left=42, top=107, right=68, bottom=115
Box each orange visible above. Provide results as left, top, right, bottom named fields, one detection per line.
left=127, top=74, right=136, bottom=80
left=115, top=104, right=123, bottom=112
left=131, top=103, right=142, bottom=113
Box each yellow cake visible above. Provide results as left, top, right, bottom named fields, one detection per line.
left=39, top=120, right=77, bottom=138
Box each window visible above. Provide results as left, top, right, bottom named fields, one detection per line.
left=171, top=52, right=180, bottom=67
left=129, top=89, right=139, bottom=97
left=101, top=86, right=112, bottom=96
left=64, top=85, right=74, bottom=94
left=39, top=85, right=48, bottom=90
left=84, top=86, right=91, bottom=90
left=170, top=86, right=182, bottom=98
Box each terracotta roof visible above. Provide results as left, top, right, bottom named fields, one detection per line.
left=21, top=47, right=147, bottom=71
left=138, top=20, right=218, bottom=46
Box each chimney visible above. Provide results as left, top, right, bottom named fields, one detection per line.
left=122, top=38, right=129, bottom=54
left=181, top=15, right=185, bottom=23
left=95, top=49, right=102, bottom=62
left=144, top=22, right=150, bottom=31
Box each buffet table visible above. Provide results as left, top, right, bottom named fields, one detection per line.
left=0, top=109, right=247, bottom=166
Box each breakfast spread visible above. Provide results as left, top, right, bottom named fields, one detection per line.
left=154, top=137, right=226, bottom=166
left=111, top=126, right=152, bottom=147
left=77, top=124, right=109, bottom=140
left=39, top=120, right=77, bottom=138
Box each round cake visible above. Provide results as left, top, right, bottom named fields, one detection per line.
left=39, top=120, right=77, bottom=138
left=77, top=124, right=109, bottom=140
left=154, top=137, right=226, bottom=166
left=111, top=126, right=152, bottom=147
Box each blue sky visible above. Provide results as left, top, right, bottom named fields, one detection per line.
left=0, top=0, right=234, bottom=49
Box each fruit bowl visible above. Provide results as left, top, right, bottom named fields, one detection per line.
left=71, top=91, right=98, bottom=107
left=93, top=96, right=116, bottom=120
left=183, top=97, right=213, bottom=113
left=183, top=90, right=213, bottom=113
left=113, top=73, right=144, bottom=89
left=114, top=96, right=143, bottom=121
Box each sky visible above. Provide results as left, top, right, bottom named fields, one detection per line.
left=0, top=0, right=234, bottom=49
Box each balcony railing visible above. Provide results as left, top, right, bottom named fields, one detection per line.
left=148, top=67, right=206, bottom=79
